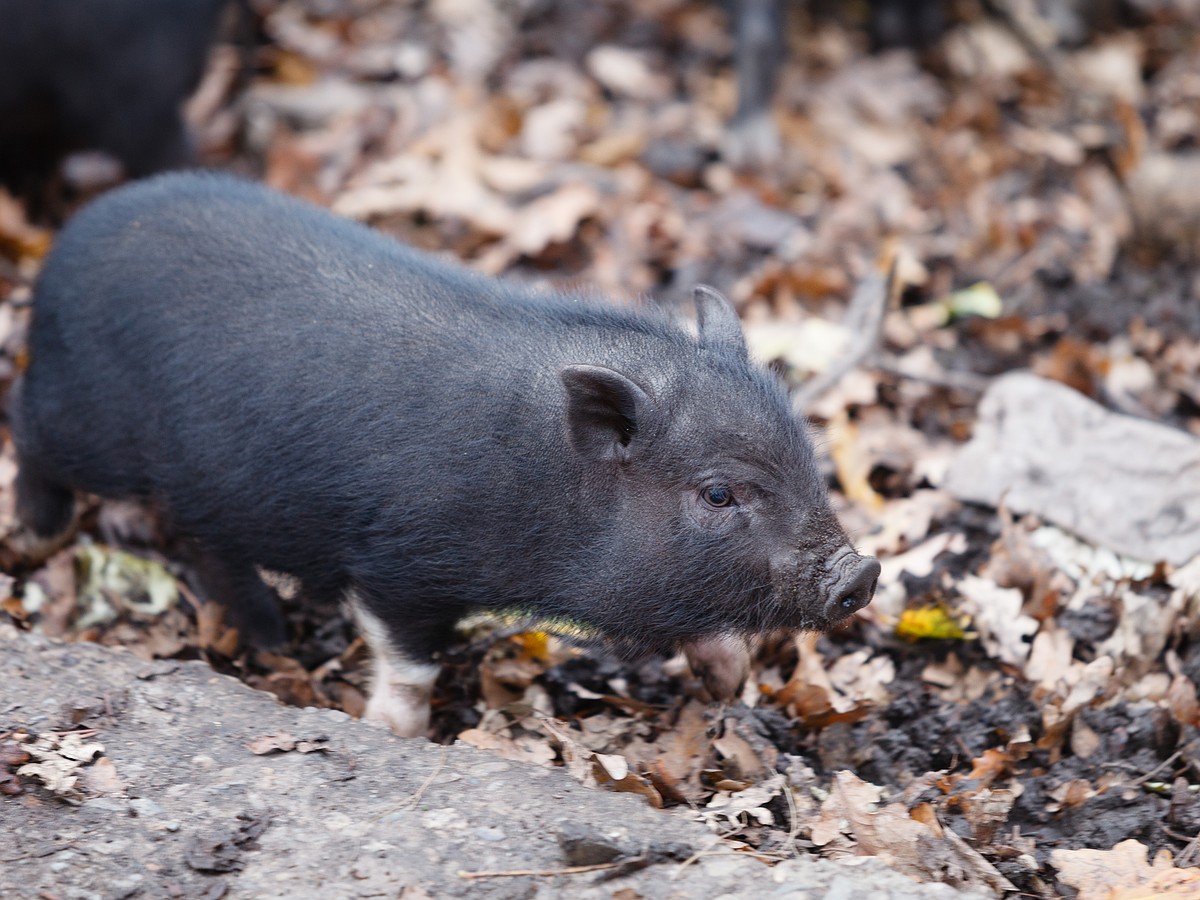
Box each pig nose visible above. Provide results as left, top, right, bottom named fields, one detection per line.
left=828, top=557, right=880, bottom=620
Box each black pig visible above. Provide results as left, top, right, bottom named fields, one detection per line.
left=12, top=173, right=879, bottom=735
left=0, top=0, right=230, bottom=200
left=725, top=0, right=949, bottom=165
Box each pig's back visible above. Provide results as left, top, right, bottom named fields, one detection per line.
left=19, top=173, right=670, bottom=571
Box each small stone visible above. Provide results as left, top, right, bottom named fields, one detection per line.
left=129, top=798, right=164, bottom=817
left=700, top=856, right=747, bottom=878
left=82, top=797, right=129, bottom=813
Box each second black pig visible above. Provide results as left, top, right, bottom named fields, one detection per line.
left=0, top=0, right=231, bottom=203
left=725, top=0, right=950, bottom=165
left=12, top=172, right=879, bottom=735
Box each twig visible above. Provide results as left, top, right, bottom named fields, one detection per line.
left=1177, top=828, right=1200, bottom=867
left=667, top=833, right=789, bottom=878
left=459, top=861, right=621, bottom=879
left=374, top=745, right=450, bottom=822
left=1133, top=750, right=1182, bottom=786
left=792, top=259, right=898, bottom=415
left=403, top=744, right=451, bottom=816
left=874, top=354, right=990, bottom=395
left=1, top=843, right=73, bottom=864
left=672, top=843, right=787, bottom=878
left=781, top=779, right=802, bottom=858
left=670, top=835, right=727, bottom=879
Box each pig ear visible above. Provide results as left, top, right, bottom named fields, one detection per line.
left=693, top=285, right=747, bottom=359
left=560, top=365, right=649, bottom=462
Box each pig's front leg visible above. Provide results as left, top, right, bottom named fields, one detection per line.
left=348, top=594, right=440, bottom=737
left=683, top=633, right=753, bottom=701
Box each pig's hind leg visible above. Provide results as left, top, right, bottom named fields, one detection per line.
left=14, top=463, right=76, bottom=540
left=348, top=592, right=441, bottom=738
left=185, top=544, right=288, bottom=649
left=12, top=379, right=77, bottom=541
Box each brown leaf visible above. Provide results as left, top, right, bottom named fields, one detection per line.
left=457, top=728, right=555, bottom=767
left=590, top=753, right=663, bottom=809
left=0, top=771, right=23, bottom=796
left=966, top=748, right=1013, bottom=788
left=0, top=740, right=31, bottom=768
left=813, top=772, right=1016, bottom=893
left=0, top=189, right=53, bottom=262
left=196, top=601, right=238, bottom=657
left=25, top=548, right=78, bottom=638
left=1167, top=674, right=1199, bottom=727
left=712, top=722, right=770, bottom=782
left=81, top=757, right=127, bottom=796
left=623, top=701, right=712, bottom=803
left=247, top=733, right=297, bottom=755
left=955, top=792, right=1012, bottom=849
left=1052, top=840, right=1200, bottom=899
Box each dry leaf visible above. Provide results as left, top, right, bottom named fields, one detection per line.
left=812, top=772, right=1016, bottom=893
left=506, top=182, right=601, bottom=256
left=81, top=757, right=127, bottom=796
left=536, top=716, right=663, bottom=807
left=17, top=733, right=106, bottom=801
left=699, top=773, right=785, bottom=832
left=1052, top=839, right=1200, bottom=899
left=957, top=575, right=1039, bottom=667
left=896, top=606, right=968, bottom=641
left=622, top=702, right=711, bottom=803
left=457, top=727, right=556, bottom=767
left=246, top=732, right=327, bottom=755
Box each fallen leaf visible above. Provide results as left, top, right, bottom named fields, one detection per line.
left=699, top=773, right=785, bottom=832
left=248, top=733, right=292, bottom=754
left=246, top=732, right=335, bottom=755
left=81, top=757, right=127, bottom=796
left=896, top=606, right=968, bottom=641
left=74, top=544, right=180, bottom=630
left=457, top=727, right=556, bottom=767
left=712, top=724, right=770, bottom=782
left=1052, top=839, right=1200, bottom=899
left=957, top=575, right=1039, bottom=667
left=622, top=701, right=711, bottom=803
left=17, top=733, right=106, bottom=801
left=812, top=772, right=1016, bottom=893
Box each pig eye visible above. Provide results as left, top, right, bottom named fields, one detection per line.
left=701, top=485, right=735, bottom=508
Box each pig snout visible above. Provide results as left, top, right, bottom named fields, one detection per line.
left=773, top=544, right=881, bottom=628
left=828, top=555, right=881, bottom=620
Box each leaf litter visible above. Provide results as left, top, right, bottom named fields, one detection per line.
left=5, top=0, right=1200, bottom=895
left=13, top=732, right=111, bottom=802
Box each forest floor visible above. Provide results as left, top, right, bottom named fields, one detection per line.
left=5, top=1, right=1200, bottom=897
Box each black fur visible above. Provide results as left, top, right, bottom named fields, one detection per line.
left=13, top=172, right=876, bottom=661
left=0, top=0, right=228, bottom=200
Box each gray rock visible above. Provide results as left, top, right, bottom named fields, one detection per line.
left=944, top=372, right=1200, bottom=565
left=0, top=627, right=991, bottom=898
